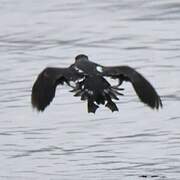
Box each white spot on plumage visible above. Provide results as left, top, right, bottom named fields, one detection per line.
left=88, top=90, right=93, bottom=95
left=69, top=81, right=76, bottom=88
left=96, top=66, right=103, bottom=73
left=74, top=66, right=84, bottom=73
left=85, top=89, right=93, bottom=95
left=104, top=89, right=109, bottom=94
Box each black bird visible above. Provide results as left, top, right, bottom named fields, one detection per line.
left=31, top=54, right=162, bottom=113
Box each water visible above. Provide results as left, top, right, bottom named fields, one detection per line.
left=0, top=0, right=180, bottom=179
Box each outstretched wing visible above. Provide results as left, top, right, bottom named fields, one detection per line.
left=102, top=66, right=162, bottom=109
left=31, top=66, right=81, bottom=111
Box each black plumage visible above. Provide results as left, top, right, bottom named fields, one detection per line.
left=31, top=54, right=162, bottom=113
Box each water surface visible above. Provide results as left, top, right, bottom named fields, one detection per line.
left=0, top=0, right=180, bottom=179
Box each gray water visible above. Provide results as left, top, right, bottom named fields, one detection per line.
left=0, top=0, right=180, bottom=179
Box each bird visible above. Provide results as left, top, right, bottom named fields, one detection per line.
left=31, top=54, right=162, bottom=113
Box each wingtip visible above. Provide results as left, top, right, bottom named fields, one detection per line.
left=155, top=96, right=163, bottom=110
left=31, top=91, right=46, bottom=112
left=145, top=95, right=163, bottom=110
left=31, top=68, right=57, bottom=112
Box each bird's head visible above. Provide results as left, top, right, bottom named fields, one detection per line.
left=75, top=54, right=89, bottom=63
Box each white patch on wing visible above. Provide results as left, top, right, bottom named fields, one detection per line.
left=96, top=66, right=103, bottom=73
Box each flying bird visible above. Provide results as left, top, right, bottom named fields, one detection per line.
left=31, top=54, right=162, bottom=113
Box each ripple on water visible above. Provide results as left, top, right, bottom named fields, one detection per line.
left=0, top=0, right=180, bottom=180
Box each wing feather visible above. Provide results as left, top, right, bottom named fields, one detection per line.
left=102, top=66, right=162, bottom=109
left=31, top=67, right=81, bottom=111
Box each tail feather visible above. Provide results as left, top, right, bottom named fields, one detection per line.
left=105, top=94, right=119, bottom=112
left=105, top=101, right=119, bottom=112
left=88, top=99, right=99, bottom=113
